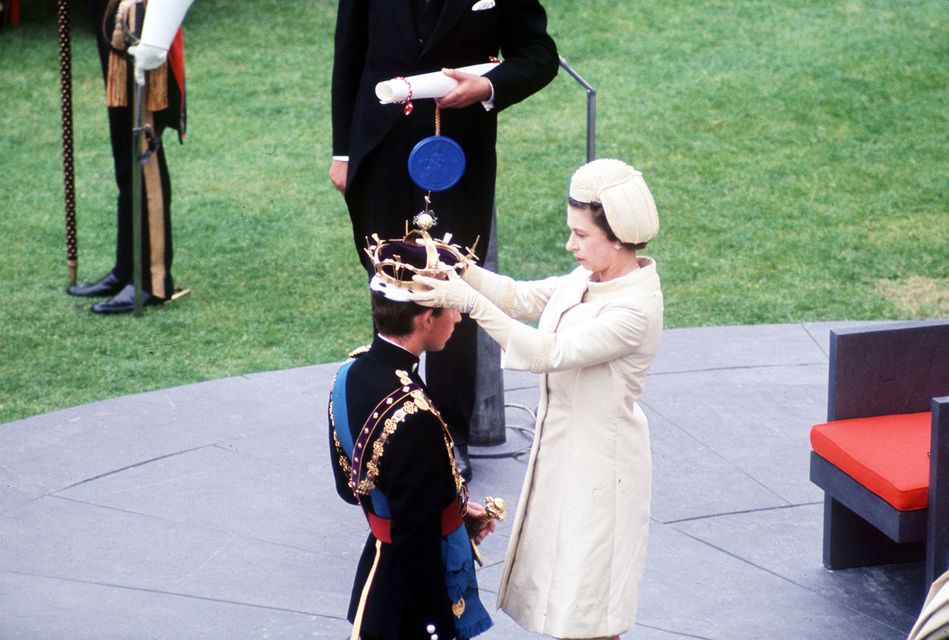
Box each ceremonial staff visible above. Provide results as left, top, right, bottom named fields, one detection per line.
left=57, top=0, right=78, bottom=286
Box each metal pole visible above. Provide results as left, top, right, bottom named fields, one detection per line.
left=57, top=0, right=78, bottom=286
left=558, top=55, right=596, bottom=162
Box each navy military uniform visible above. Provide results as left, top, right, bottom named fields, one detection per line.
left=329, top=335, right=489, bottom=639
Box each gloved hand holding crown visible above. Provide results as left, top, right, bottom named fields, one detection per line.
left=409, top=271, right=517, bottom=350
left=411, top=272, right=481, bottom=314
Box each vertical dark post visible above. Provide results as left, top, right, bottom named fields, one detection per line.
left=58, top=0, right=78, bottom=286
left=586, top=88, right=596, bottom=163
left=470, top=207, right=506, bottom=446
left=926, top=397, right=949, bottom=586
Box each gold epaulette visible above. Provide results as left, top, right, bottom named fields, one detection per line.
left=347, top=344, right=371, bottom=359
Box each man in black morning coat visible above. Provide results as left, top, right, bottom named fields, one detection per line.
left=328, top=0, right=558, bottom=479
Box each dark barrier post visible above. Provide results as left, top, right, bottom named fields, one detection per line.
left=471, top=211, right=506, bottom=446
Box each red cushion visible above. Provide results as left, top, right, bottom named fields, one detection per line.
left=811, top=412, right=932, bottom=511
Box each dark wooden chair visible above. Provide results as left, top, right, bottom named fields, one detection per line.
left=809, top=320, right=949, bottom=588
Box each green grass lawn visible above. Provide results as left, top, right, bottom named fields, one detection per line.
left=1, top=0, right=946, bottom=423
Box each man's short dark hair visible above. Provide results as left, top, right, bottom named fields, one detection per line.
left=371, top=292, right=443, bottom=337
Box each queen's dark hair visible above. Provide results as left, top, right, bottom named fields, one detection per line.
left=569, top=196, right=648, bottom=251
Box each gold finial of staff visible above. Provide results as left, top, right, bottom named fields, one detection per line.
left=467, top=496, right=506, bottom=566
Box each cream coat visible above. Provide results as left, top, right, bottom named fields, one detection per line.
left=479, top=259, right=663, bottom=637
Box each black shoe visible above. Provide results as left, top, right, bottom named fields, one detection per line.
left=67, top=272, right=125, bottom=298
left=455, top=445, right=473, bottom=483
left=90, top=284, right=163, bottom=314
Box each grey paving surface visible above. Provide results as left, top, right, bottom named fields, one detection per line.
left=0, top=321, right=928, bottom=639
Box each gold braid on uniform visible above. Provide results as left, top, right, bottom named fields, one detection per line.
left=331, top=419, right=352, bottom=478
left=358, top=389, right=419, bottom=495
left=353, top=370, right=467, bottom=502
left=328, top=385, right=351, bottom=476
left=397, top=371, right=468, bottom=501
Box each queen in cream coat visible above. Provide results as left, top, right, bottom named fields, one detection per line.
left=481, top=259, right=662, bottom=637
left=410, top=159, right=664, bottom=638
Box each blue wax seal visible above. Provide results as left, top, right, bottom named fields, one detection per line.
left=408, top=135, right=466, bottom=192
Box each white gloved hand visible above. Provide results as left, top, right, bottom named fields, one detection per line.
left=411, top=273, right=516, bottom=348
left=410, top=274, right=480, bottom=313
left=129, top=0, right=195, bottom=85
left=127, top=43, right=168, bottom=86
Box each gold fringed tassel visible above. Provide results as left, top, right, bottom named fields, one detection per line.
left=106, top=54, right=127, bottom=107
left=106, top=0, right=134, bottom=107
left=146, top=63, right=168, bottom=112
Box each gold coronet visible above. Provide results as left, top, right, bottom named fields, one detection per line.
left=364, top=218, right=479, bottom=296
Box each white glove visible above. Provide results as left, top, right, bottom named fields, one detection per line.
left=461, top=263, right=486, bottom=289
left=128, top=43, right=168, bottom=86
left=410, top=274, right=480, bottom=313
left=411, top=274, right=516, bottom=348
left=461, top=263, right=527, bottom=319
left=130, top=0, right=194, bottom=85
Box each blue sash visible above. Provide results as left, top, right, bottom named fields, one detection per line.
left=331, top=359, right=389, bottom=517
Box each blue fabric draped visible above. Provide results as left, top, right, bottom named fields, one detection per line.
left=442, top=524, right=493, bottom=639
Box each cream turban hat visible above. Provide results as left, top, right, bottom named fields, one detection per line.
left=569, top=159, right=659, bottom=244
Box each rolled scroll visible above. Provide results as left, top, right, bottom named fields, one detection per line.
left=375, top=62, right=499, bottom=104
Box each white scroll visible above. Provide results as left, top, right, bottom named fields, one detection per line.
left=375, top=62, right=499, bottom=104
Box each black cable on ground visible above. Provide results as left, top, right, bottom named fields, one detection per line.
left=469, top=403, right=535, bottom=460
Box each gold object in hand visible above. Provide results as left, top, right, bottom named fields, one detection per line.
left=469, top=496, right=506, bottom=566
